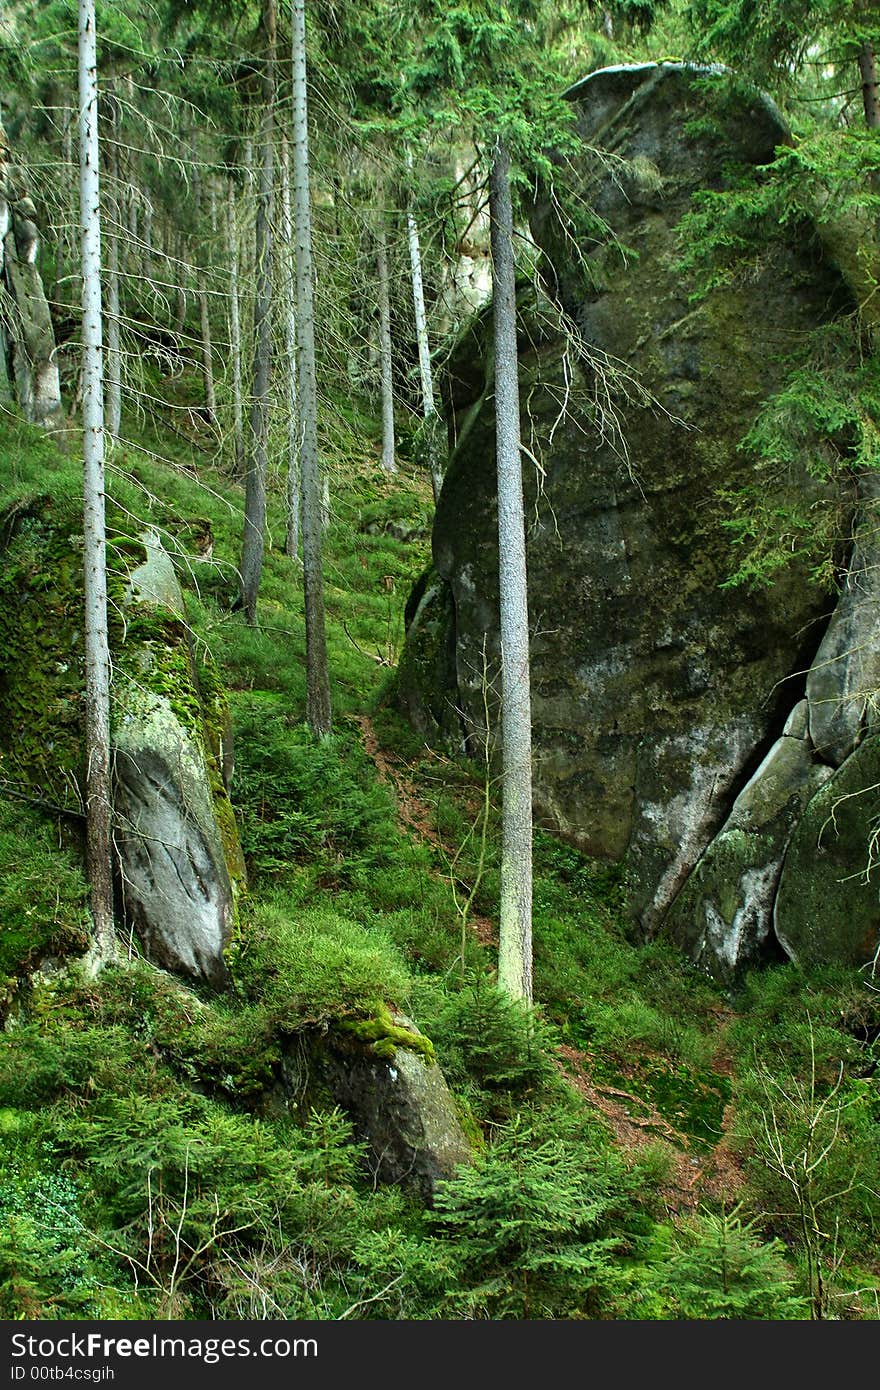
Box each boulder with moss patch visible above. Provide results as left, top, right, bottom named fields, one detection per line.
left=308, top=1010, right=472, bottom=1200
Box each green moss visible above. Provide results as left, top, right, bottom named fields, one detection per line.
left=336, top=1005, right=436, bottom=1064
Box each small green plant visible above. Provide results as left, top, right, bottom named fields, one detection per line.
left=430, top=1112, right=642, bottom=1318
left=639, top=1206, right=809, bottom=1320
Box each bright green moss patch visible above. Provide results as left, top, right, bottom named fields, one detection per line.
left=336, top=1005, right=435, bottom=1063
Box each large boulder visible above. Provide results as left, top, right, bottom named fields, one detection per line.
left=0, top=499, right=244, bottom=987
left=774, top=735, right=880, bottom=968
left=112, top=530, right=245, bottom=986
left=304, top=1012, right=472, bottom=1201
left=398, top=63, right=849, bottom=946
left=664, top=701, right=833, bottom=980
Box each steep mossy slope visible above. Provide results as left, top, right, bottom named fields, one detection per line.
left=0, top=403, right=878, bottom=1318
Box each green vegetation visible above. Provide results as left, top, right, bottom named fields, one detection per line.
left=1, top=402, right=878, bottom=1319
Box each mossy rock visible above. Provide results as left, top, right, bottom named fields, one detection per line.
left=304, top=1010, right=472, bottom=1201
left=0, top=502, right=244, bottom=987
left=774, top=735, right=880, bottom=967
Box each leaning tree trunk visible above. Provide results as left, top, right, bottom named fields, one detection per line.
left=489, top=137, right=533, bottom=1005
left=376, top=220, right=396, bottom=473
left=78, top=0, right=115, bottom=961
left=280, top=134, right=300, bottom=558
left=239, top=0, right=276, bottom=625
left=292, top=0, right=331, bottom=735
left=406, top=147, right=444, bottom=501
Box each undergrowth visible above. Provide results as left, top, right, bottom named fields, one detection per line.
left=1, top=401, right=879, bottom=1319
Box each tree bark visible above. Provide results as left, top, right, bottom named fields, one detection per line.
left=405, top=149, right=444, bottom=501
left=280, top=134, right=300, bottom=558
left=489, top=137, right=533, bottom=1004
left=104, top=114, right=121, bottom=439
left=227, top=179, right=244, bottom=477
left=78, top=0, right=115, bottom=961
left=859, top=42, right=880, bottom=130
left=292, top=0, right=331, bottom=735
left=197, top=265, right=217, bottom=425
left=239, top=0, right=276, bottom=625
left=376, top=220, right=397, bottom=473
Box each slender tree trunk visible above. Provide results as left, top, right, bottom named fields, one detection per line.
left=859, top=42, right=880, bottom=129
left=280, top=134, right=300, bottom=558
left=197, top=266, right=217, bottom=424
left=104, top=119, right=121, bottom=439
left=194, top=166, right=216, bottom=426
left=489, top=137, right=533, bottom=1004
left=376, top=220, right=396, bottom=473
left=405, top=148, right=444, bottom=501
left=239, top=0, right=276, bottom=624
left=292, top=0, right=331, bottom=735
left=78, top=0, right=115, bottom=961
left=228, top=179, right=244, bottom=477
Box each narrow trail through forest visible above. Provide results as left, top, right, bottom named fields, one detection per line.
left=355, top=713, right=746, bottom=1216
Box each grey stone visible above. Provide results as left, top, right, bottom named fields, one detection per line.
left=112, top=537, right=244, bottom=988
left=665, top=724, right=832, bottom=980
left=113, top=680, right=235, bottom=988
left=314, top=1015, right=472, bottom=1201
left=775, top=735, right=880, bottom=968
left=398, top=63, right=848, bottom=935
left=807, top=474, right=880, bottom=766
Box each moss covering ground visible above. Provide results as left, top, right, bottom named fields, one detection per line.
left=0, top=397, right=878, bottom=1319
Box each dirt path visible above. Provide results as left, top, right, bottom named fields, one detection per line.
left=355, top=713, right=744, bottom=1215
left=558, top=1043, right=745, bottom=1214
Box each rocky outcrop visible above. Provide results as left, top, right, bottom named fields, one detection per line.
left=806, top=473, right=880, bottom=767
left=664, top=702, right=833, bottom=979
left=397, top=63, right=880, bottom=978
left=0, top=120, right=62, bottom=429
left=112, top=530, right=245, bottom=986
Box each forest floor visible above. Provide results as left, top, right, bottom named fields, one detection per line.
left=354, top=710, right=746, bottom=1217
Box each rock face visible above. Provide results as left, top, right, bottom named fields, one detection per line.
left=112, top=530, right=245, bottom=986
left=0, top=121, right=63, bottom=429
left=397, top=63, right=880, bottom=977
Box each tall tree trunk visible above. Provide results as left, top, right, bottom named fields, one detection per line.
left=239, top=0, right=276, bottom=624
left=227, top=179, right=244, bottom=477
left=292, top=0, right=331, bottom=735
left=405, top=149, right=444, bottom=501
left=195, top=167, right=216, bottom=426
left=197, top=266, right=217, bottom=425
left=859, top=42, right=880, bottom=129
left=280, top=134, right=300, bottom=558
left=376, top=220, right=396, bottom=473
left=489, top=137, right=532, bottom=1004
left=78, top=0, right=115, bottom=962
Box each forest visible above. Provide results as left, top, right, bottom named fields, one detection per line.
left=0, top=0, right=879, bottom=1323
